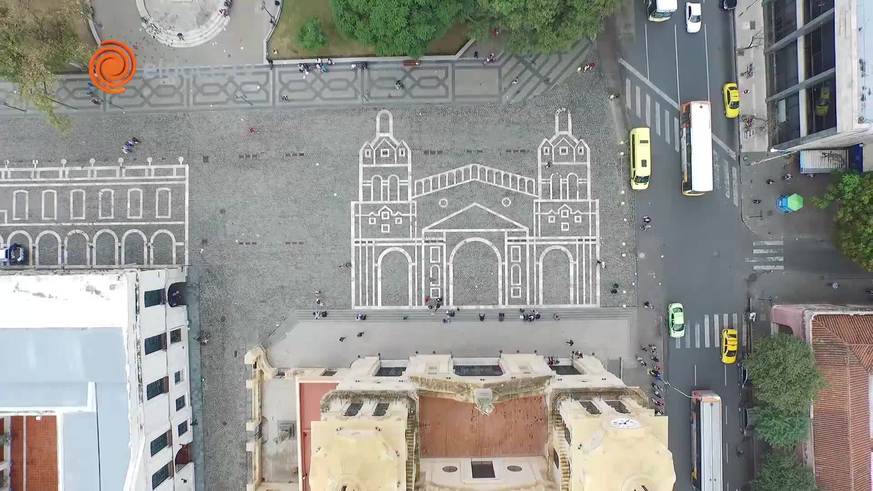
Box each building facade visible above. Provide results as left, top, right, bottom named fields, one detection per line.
left=351, top=109, right=601, bottom=309
left=0, top=269, right=195, bottom=491
left=245, top=351, right=675, bottom=491
left=737, top=0, right=873, bottom=154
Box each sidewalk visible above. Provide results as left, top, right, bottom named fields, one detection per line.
left=739, top=152, right=836, bottom=240
left=0, top=40, right=592, bottom=115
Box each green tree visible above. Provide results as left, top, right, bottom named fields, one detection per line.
left=754, top=405, right=809, bottom=449
left=0, top=0, right=89, bottom=131
left=813, top=171, right=873, bottom=271
left=754, top=452, right=818, bottom=491
left=467, top=0, right=622, bottom=54
left=331, top=0, right=467, bottom=58
left=297, top=17, right=327, bottom=51
left=746, top=333, right=825, bottom=413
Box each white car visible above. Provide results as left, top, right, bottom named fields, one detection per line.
left=686, top=2, right=702, bottom=33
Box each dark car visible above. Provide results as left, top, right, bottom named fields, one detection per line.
left=1, top=243, right=27, bottom=266
left=722, top=0, right=737, bottom=9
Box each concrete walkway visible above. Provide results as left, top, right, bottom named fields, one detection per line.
left=0, top=40, right=590, bottom=114
left=90, top=0, right=278, bottom=67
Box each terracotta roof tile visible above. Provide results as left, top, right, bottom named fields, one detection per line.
left=810, top=313, right=873, bottom=491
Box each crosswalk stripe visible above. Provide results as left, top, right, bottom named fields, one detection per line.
left=664, top=110, right=671, bottom=144
left=745, top=256, right=784, bottom=262
left=713, top=158, right=722, bottom=190
left=754, top=240, right=784, bottom=246
left=753, top=248, right=781, bottom=254
left=695, top=323, right=701, bottom=348
left=713, top=314, right=719, bottom=348
left=674, top=118, right=680, bottom=152
left=732, top=166, right=739, bottom=207
left=724, top=161, right=731, bottom=199
left=655, top=101, right=661, bottom=135
left=685, top=324, right=691, bottom=348
left=625, top=78, right=632, bottom=109
left=636, top=86, right=642, bottom=118
left=732, top=313, right=739, bottom=331
left=754, top=264, right=785, bottom=271
left=723, top=313, right=729, bottom=331
left=675, top=336, right=680, bottom=349
left=645, top=94, right=652, bottom=126
left=704, top=317, right=711, bottom=348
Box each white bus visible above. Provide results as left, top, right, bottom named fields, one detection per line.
left=680, top=101, right=714, bottom=196
left=647, top=0, right=678, bottom=21
left=691, top=390, right=723, bottom=491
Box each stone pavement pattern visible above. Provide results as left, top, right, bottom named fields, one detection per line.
left=0, top=41, right=590, bottom=115
left=0, top=69, right=635, bottom=490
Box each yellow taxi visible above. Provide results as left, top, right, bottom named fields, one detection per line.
left=721, top=328, right=739, bottom=364
left=722, top=82, right=740, bottom=119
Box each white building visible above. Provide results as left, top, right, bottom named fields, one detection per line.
left=0, top=269, right=195, bottom=491
left=736, top=0, right=873, bottom=160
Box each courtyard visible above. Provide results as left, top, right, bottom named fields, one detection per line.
left=0, top=70, right=638, bottom=488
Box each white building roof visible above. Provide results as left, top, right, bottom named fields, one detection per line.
left=0, top=272, right=135, bottom=491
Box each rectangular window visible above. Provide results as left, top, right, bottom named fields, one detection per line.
left=146, top=377, right=169, bottom=400
left=174, top=370, right=183, bottom=384
left=178, top=421, right=188, bottom=436
left=175, top=395, right=186, bottom=411
left=471, top=461, right=496, bottom=479
left=170, top=328, right=182, bottom=343
left=151, top=462, right=173, bottom=489
left=144, top=289, right=165, bottom=308
left=149, top=431, right=171, bottom=456
left=144, top=334, right=167, bottom=355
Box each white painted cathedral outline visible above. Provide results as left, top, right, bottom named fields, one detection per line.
left=351, top=109, right=601, bottom=309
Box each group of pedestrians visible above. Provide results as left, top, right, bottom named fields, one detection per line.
left=640, top=344, right=666, bottom=413
left=122, top=137, right=141, bottom=154
left=298, top=58, right=333, bottom=78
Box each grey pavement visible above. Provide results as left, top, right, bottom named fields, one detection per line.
left=0, top=66, right=634, bottom=489
left=0, top=41, right=590, bottom=116
left=90, top=0, right=278, bottom=67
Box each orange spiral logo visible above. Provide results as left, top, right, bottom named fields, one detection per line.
left=88, top=40, right=137, bottom=95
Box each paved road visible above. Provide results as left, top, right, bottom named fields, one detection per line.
left=0, top=41, right=590, bottom=116
left=615, top=2, right=752, bottom=490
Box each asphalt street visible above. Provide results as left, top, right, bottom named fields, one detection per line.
left=616, top=2, right=752, bottom=490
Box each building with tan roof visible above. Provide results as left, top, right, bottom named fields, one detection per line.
left=245, top=350, right=675, bottom=491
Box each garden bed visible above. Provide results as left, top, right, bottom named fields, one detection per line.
left=267, top=0, right=468, bottom=59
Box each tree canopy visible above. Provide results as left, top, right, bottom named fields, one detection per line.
left=814, top=171, right=873, bottom=271
left=298, top=17, right=327, bottom=51
left=331, top=0, right=467, bottom=58
left=746, top=333, right=825, bottom=413
left=754, top=452, right=818, bottom=491
left=754, top=405, right=810, bottom=449
left=0, top=0, right=88, bottom=130
left=467, top=0, right=623, bottom=54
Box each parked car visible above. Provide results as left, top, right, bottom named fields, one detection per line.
left=722, top=82, right=740, bottom=119
left=668, top=303, right=685, bottom=338
left=686, top=2, right=702, bottom=33
left=0, top=243, right=27, bottom=266
left=721, top=328, right=739, bottom=364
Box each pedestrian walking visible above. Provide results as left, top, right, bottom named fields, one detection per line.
left=356, top=331, right=364, bottom=337
left=248, top=127, right=257, bottom=134
left=473, top=50, right=479, bottom=58
left=479, top=313, right=486, bottom=321
left=511, top=77, right=518, bottom=85
left=643, top=301, right=652, bottom=309
left=498, top=312, right=505, bottom=321
left=177, top=32, right=184, bottom=40
left=394, top=80, right=404, bottom=90
left=338, top=336, right=346, bottom=342
left=830, top=281, right=840, bottom=289
left=766, top=178, right=775, bottom=185
left=636, top=355, right=645, bottom=363
left=642, top=215, right=652, bottom=224
left=553, top=313, right=560, bottom=320
left=640, top=360, right=648, bottom=368
left=608, top=92, right=620, bottom=100
left=783, top=173, right=793, bottom=180
left=596, top=259, right=605, bottom=268
left=752, top=199, right=761, bottom=204
left=648, top=344, right=657, bottom=351
left=565, top=339, right=575, bottom=346
left=651, top=355, right=660, bottom=363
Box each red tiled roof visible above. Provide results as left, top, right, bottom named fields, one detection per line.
left=811, top=314, right=873, bottom=491
left=419, top=395, right=548, bottom=458
left=9, top=415, right=59, bottom=491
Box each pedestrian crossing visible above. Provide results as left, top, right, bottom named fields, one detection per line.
left=674, top=312, right=742, bottom=350
left=622, top=73, right=741, bottom=208
left=746, top=240, right=785, bottom=271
